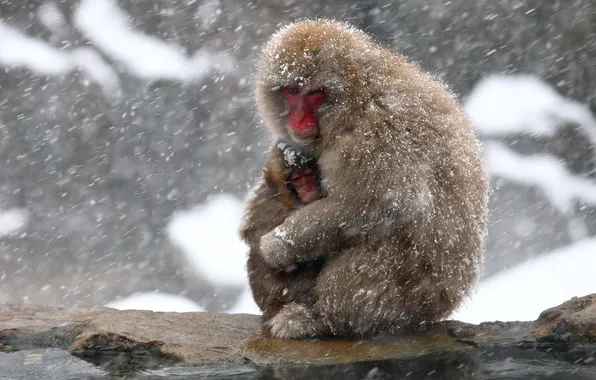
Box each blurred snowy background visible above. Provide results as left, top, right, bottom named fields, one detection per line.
left=1, top=0, right=595, bottom=323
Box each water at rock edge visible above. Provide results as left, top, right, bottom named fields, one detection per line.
left=1, top=346, right=595, bottom=379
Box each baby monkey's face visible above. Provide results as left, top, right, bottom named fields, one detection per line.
left=286, top=167, right=319, bottom=204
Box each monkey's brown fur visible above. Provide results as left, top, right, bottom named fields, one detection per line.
left=240, top=144, right=322, bottom=320
left=251, top=20, right=489, bottom=338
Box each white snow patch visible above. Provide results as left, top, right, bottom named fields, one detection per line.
left=166, top=194, right=261, bottom=314
left=70, top=48, right=120, bottom=96
left=0, top=21, right=71, bottom=75
left=0, top=21, right=119, bottom=96
left=227, top=288, right=261, bottom=315
left=484, top=142, right=596, bottom=213
left=105, top=292, right=204, bottom=313
left=0, top=208, right=28, bottom=237
left=37, top=1, right=67, bottom=33
left=464, top=74, right=596, bottom=144
left=74, top=0, right=234, bottom=82
left=454, top=237, right=596, bottom=323
left=166, top=194, right=249, bottom=288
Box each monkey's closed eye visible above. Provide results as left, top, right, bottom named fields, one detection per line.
left=287, top=171, right=301, bottom=182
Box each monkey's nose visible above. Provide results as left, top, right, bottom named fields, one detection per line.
left=293, top=108, right=305, bottom=120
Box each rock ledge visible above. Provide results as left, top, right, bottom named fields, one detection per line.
left=1, top=294, right=595, bottom=365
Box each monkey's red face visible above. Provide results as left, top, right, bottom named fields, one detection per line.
left=281, top=86, right=326, bottom=143
left=287, top=168, right=319, bottom=204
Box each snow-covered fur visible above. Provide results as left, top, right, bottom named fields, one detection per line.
left=249, top=19, right=489, bottom=338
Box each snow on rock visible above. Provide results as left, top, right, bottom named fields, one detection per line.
left=73, top=0, right=235, bottom=82
left=0, top=21, right=119, bottom=96
left=0, top=21, right=71, bottom=75
left=70, top=48, right=121, bottom=96
left=0, top=208, right=28, bottom=237
left=166, top=194, right=249, bottom=288
left=2, top=0, right=233, bottom=94
left=105, top=292, right=204, bottom=313
left=453, top=237, right=596, bottom=323
left=464, top=74, right=596, bottom=144
left=484, top=141, right=596, bottom=214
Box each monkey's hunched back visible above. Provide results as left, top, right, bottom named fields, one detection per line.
left=254, top=20, right=489, bottom=338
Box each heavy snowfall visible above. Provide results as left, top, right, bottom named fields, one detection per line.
left=1, top=0, right=595, bottom=325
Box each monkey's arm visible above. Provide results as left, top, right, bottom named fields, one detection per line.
left=259, top=196, right=370, bottom=268
left=259, top=193, right=411, bottom=269
left=239, top=182, right=287, bottom=247
left=259, top=153, right=432, bottom=269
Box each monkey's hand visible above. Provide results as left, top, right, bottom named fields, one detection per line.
left=259, top=227, right=297, bottom=269
left=259, top=196, right=351, bottom=268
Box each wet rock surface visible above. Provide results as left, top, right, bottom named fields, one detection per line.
left=1, top=304, right=462, bottom=365
left=534, top=294, right=596, bottom=343
left=1, top=295, right=596, bottom=379
left=3, top=346, right=596, bottom=380
left=0, top=294, right=594, bottom=367
left=0, top=305, right=260, bottom=364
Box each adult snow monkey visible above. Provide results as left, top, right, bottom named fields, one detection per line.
left=253, top=19, right=489, bottom=338
left=240, top=142, right=324, bottom=320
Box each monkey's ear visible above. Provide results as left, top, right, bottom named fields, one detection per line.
left=263, top=172, right=273, bottom=188
left=263, top=166, right=283, bottom=193
left=259, top=171, right=279, bottom=199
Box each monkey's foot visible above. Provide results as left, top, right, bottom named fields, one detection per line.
left=259, top=229, right=294, bottom=269
left=268, top=303, right=321, bottom=339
